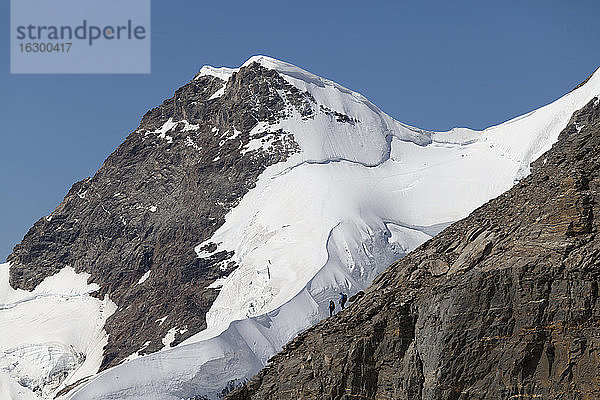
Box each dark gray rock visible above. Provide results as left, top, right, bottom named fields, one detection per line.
left=226, top=97, right=600, bottom=399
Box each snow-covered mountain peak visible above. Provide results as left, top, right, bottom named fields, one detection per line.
left=3, top=57, right=600, bottom=400
left=198, top=55, right=433, bottom=168
left=197, top=57, right=600, bottom=176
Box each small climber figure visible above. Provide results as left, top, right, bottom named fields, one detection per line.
left=339, top=292, right=348, bottom=310
left=329, top=299, right=335, bottom=317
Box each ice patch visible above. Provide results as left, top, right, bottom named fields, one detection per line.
left=143, top=118, right=177, bottom=143
left=0, top=372, right=39, bottom=400
left=136, top=270, right=151, bottom=286
left=184, top=137, right=202, bottom=152
left=123, top=341, right=150, bottom=363
left=181, top=120, right=200, bottom=132
left=208, top=85, right=226, bottom=100
left=160, top=327, right=187, bottom=350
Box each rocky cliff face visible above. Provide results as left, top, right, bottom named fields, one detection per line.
left=7, top=62, right=313, bottom=369
left=227, top=97, right=600, bottom=399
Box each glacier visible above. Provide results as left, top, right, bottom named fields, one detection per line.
left=0, top=264, right=116, bottom=399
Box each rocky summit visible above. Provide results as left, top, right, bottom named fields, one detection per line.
left=227, top=96, right=600, bottom=399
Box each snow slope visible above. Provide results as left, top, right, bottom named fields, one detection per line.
left=60, top=58, right=600, bottom=400
left=0, top=263, right=116, bottom=399
left=188, top=57, right=600, bottom=340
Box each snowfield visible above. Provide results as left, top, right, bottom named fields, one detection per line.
left=0, top=263, right=116, bottom=399
left=3, top=56, right=600, bottom=400
left=186, top=56, right=600, bottom=342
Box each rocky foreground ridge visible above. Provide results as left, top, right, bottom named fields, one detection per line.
left=227, top=97, right=600, bottom=399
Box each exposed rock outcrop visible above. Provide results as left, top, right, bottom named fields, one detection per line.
left=227, top=97, right=600, bottom=399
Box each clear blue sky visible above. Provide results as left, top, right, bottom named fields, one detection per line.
left=1, top=0, right=599, bottom=261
